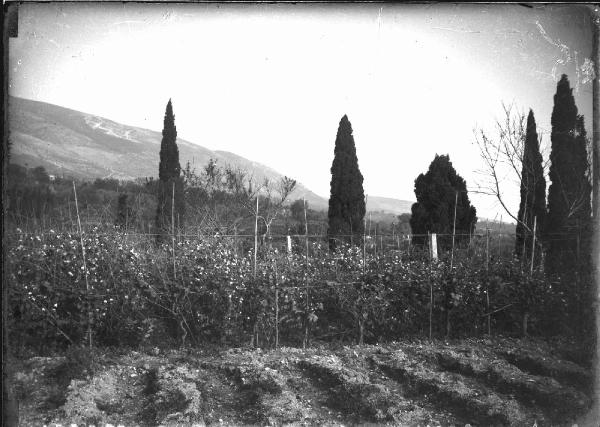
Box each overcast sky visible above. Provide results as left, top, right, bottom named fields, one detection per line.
left=8, top=3, right=595, bottom=221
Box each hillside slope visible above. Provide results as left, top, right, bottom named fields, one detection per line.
left=8, top=96, right=413, bottom=214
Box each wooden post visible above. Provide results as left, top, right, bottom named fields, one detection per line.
left=430, top=233, right=438, bottom=261
left=469, top=221, right=473, bottom=247
left=274, top=259, right=279, bottom=349
left=429, top=278, right=433, bottom=341
left=304, top=198, right=309, bottom=260
left=73, top=182, right=92, bottom=350
left=498, top=215, right=503, bottom=259
left=303, top=198, right=309, bottom=349
left=124, top=193, right=129, bottom=235
left=363, top=195, right=368, bottom=275
left=254, top=195, right=258, bottom=278
left=234, top=224, right=238, bottom=258
left=520, top=203, right=528, bottom=266
left=591, top=17, right=600, bottom=418
left=427, top=231, right=433, bottom=340
left=451, top=190, right=458, bottom=269
left=172, top=182, right=176, bottom=279
left=485, top=228, right=490, bottom=271
left=593, top=7, right=599, bottom=220
left=530, top=216, right=537, bottom=276
left=68, top=198, right=73, bottom=232
left=486, top=228, right=491, bottom=335
left=374, top=224, right=377, bottom=258
left=428, top=231, right=431, bottom=261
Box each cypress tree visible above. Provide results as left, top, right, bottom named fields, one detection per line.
left=409, top=154, right=477, bottom=249
left=545, top=75, right=593, bottom=338
left=545, top=75, right=592, bottom=276
left=327, top=115, right=366, bottom=247
left=515, top=110, right=546, bottom=261
left=155, top=99, right=184, bottom=238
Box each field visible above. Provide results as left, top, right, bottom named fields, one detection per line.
left=11, top=337, right=595, bottom=426
left=4, top=172, right=598, bottom=427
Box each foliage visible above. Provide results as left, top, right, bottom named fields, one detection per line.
left=327, top=115, right=366, bottom=247
left=409, top=154, right=477, bottom=249
left=515, top=110, right=546, bottom=261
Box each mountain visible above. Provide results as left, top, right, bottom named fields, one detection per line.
left=7, top=96, right=413, bottom=214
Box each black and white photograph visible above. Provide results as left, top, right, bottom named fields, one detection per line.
left=3, top=3, right=599, bottom=426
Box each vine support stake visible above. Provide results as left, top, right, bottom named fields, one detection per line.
left=363, top=195, right=368, bottom=275
left=73, top=181, right=92, bottom=350
left=429, top=278, right=433, bottom=341
left=303, top=197, right=309, bottom=349
left=374, top=223, right=377, bottom=258
left=485, top=228, right=490, bottom=271
left=254, top=196, right=259, bottom=278
left=172, top=181, right=176, bottom=280
left=486, top=228, right=491, bottom=335
left=451, top=190, right=458, bottom=269
left=274, top=259, right=279, bottom=349
left=530, top=216, right=537, bottom=276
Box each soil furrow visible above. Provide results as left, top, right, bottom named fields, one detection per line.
left=434, top=349, right=590, bottom=423
left=371, top=351, right=537, bottom=426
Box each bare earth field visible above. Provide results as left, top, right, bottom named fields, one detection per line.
left=10, top=337, right=596, bottom=427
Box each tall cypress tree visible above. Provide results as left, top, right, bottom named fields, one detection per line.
left=545, top=75, right=593, bottom=338
left=328, top=115, right=366, bottom=247
left=515, top=110, right=546, bottom=261
left=545, top=75, right=591, bottom=276
left=409, top=154, right=477, bottom=249
left=155, top=99, right=184, bottom=238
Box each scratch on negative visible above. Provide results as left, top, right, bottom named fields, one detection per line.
left=432, top=27, right=481, bottom=34
left=535, top=20, right=571, bottom=59
left=535, top=20, right=581, bottom=89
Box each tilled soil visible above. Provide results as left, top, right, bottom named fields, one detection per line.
left=9, top=337, right=596, bottom=426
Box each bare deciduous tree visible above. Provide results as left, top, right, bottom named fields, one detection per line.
left=254, top=176, right=297, bottom=242
left=473, top=102, right=549, bottom=234
left=183, top=159, right=296, bottom=239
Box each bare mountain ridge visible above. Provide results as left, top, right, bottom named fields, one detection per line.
left=8, top=96, right=413, bottom=214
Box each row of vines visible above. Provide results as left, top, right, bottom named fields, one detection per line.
left=6, top=226, right=564, bottom=355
